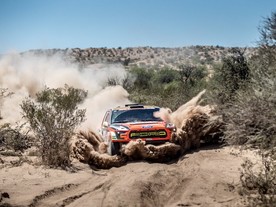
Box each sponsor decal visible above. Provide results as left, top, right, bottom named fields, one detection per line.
left=142, top=125, right=153, bottom=129
left=130, top=131, right=167, bottom=138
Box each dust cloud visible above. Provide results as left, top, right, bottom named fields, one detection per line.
left=0, top=52, right=130, bottom=130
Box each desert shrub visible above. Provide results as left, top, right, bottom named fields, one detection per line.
left=153, top=68, right=179, bottom=84
left=21, top=85, right=87, bottom=168
left=121, top=73, right=135, bottom=91
left=106, top=77, right=120, bottom=86
left=240, top=150, right=276, bottom=207
left=0, top=123, right=32, bottom=152
left=179, top=65, right=208, bottom=92
left=105, top=73, right=134, bottom=91
left=0, top=89, right=30, bottom=152
left=130, top=67, right=154, bottom=90
left=221, top=87, right=276, bottom=148
left=209, top=48, right=250, bottom=104
left=179, top=65, right=207, bottom=86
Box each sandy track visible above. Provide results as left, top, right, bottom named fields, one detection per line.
left=0, top=146, right=251, bottom=207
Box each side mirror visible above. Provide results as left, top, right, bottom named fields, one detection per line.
left=103, top=121, right=109, bottom=128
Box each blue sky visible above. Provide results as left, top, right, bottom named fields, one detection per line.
left=0, top=0, right=275, bottom=53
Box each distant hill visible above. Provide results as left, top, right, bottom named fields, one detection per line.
left=26, top=46, right=257, bottom=69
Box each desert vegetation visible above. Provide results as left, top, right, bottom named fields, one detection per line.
left=240, top=150, right=276, bottom=207
left=27, top=44, right=256, bottom=71
left=123, top=65, right=208, bottom=111
left=212, top=12, right=276, bottom=206
left=0, top=89, right=31, bottom=152
left=21, top=85, right=87, bottom=168
left=0, top=11, right=276, bottom=207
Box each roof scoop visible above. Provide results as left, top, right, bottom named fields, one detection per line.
left=125, top=103, right=144, bottom=108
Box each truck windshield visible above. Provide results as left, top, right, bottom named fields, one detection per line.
left=111, top=108, right=162, bottom=123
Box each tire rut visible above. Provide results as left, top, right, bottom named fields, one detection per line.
left=28, top=183, right=78, bottom=207
left=60, top=191, right=91, bottom=207
left=28, top=179, right=111, bottom=207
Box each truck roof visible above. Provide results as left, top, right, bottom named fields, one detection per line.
left=113, top=104, right=159, bottom=111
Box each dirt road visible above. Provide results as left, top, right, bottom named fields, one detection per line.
left=1, top=146, right=252, bottom=207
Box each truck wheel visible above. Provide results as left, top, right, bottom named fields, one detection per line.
left=108, top=142, right=121, bottom=155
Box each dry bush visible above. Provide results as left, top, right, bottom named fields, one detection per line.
left=0, top=123, right=32, bottom=152
left=222, top=90, right=276, bottom=149
left=240, top=150, right=276, bottom=207
left=0, top=88, right=32, bottom=152
left=21, top=85, right=87, bottom=168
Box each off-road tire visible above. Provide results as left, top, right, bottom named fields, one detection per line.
left=108, top=142, right=121, bottom=155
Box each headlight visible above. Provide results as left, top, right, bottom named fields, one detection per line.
left=110, top=125, right=129, bottom=131
left=166, top=123, right=176, bottom=131
left=166, top=123, right=175, bottom=128
left=110, top=131, right=118, bottom=140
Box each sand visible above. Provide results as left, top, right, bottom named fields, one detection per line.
left=0, top=146, right=259, bottom=207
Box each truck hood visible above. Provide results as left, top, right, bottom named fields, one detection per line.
left=110, top=121, right=166, bottom=131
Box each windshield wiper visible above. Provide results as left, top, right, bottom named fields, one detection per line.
left=140, top=119, right=160, bottom=122
left=113, top=120, right=129, bottom=123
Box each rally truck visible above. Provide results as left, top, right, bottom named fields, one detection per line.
left=99, top=104, right=176, bottom=155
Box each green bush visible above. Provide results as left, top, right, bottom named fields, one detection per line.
left=21, top=85, right=87, bottom=168
left=130, top=67, right=154, bottom=90
left=153, top=68, right=179, bottom=84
